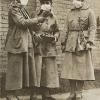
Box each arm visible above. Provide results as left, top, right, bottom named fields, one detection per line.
left=53, top=20, right=60, bottom=41
left=10, top=7, right=43, bottom=27
left=88, top=9, right=97, bottom=44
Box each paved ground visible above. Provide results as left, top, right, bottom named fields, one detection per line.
left=0, top=88, right=100, bottom=100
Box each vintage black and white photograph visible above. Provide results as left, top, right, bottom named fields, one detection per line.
left=0, top=0, right=100, bottom=100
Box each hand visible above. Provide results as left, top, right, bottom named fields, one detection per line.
left=86, top=42, right=92, bottom=50
left=86, top=41, right=94, bottom=49
left=37, top=17, right=45, bottom=23
left=54, top=37, right=57, bottom=42
left=61, top=44, right=65, bottom=53
left=34, top=34, right=42, bottom=42
left=42, top=11, right=50, bottom=17
left=54, top=34, right=59, bottom=42
left=87, top=41, right=93, bottom=45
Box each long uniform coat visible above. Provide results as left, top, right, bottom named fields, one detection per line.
left=35, top=14, right=60, bottom=88
left=61, top=4, right=96, bottom=80
left=5, top=1, right=41, bottom=90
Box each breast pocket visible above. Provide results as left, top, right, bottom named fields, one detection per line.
left=80, top=17, right=89, bottom=30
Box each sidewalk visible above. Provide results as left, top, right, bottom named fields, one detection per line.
left=52, top=88, right=100, bottom=100
left=0, top=88, right=100, bottom=100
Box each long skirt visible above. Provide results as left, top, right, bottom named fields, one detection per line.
left=40, top=57, right=59, bottom=88
left=61, top=50, right=95, bottom=80
left=6, top=48, right=42, bottom=90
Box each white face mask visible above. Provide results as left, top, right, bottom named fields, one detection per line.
left=20, top=0, right=28, bottom=6
left=72, top=0, right=82, bottom=8
left=41, top=4, right=51, bottom=11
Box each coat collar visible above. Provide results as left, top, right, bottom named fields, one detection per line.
left=9, top=1, right=22, bottom=9
left=71, top=1, right=89, bottom=10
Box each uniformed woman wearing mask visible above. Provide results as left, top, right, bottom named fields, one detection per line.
left=34, top=0, right=60, bottom=100
left=5, top=0, right=45, bottom=100
left=61, top=0, right=96, bottom=100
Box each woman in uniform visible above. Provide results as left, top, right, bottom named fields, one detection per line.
left=5, top=0, right=44, bottom=99
left=61, top=0, right=96, bottom=100
left=35, top=0, right=60, bottom=99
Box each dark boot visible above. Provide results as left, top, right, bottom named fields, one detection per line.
left=6, top=95, right=20, bottom=100
left=42, top=96, right=56, bottom=100
left=66, top=80, right=77, bottom=100
left=41, top=87, right=56, bottom=100
left=6, top=96, right=12, bottom=100
left=66, top=94, right=76, bottom=100
left=30, top=87, right=38, bottom=100
left=30, top=95, right=38, bottom=100
left=75, top=91, right=82, bottom=100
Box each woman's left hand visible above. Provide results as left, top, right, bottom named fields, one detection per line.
left=54, top=34, right=59, bottom=42
left=86, top=41, right=93, bottom=50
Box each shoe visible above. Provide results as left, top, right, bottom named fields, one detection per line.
left=76, top=92, right=82, bottom=100
left=16, top=96, right=20, bottom=100
left=30, top=95, right=38, bottom=100
left=6, top=96, right=11, bottom=100
left=66, top=97, right=76, bottom=100
left=76, top=95, right=82, bottom=100
left=76, top=97, right=82, bottom=100
left=42, top=96, right=56, bottom=100
left=6, top=96, right=20, bottom=100
left=66, top=94, right=76, bottom=100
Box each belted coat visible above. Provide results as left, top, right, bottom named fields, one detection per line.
left=34, top=14, right=60, bottom=88
left=62, top=5, right=96, bottom=52
left=61, top=4, right=96, bottom=80
left=5, top=1, right=42, bottom=90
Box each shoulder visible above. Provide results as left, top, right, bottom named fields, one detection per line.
left=9, top=7, right=20, bottom=16
left=86, top=8, right=95, bottom=15
left=9, top=2, right=21, bottom=15
left=9, top=1, right=19, bottom=12
left=50, top=14, right=58, bottom=24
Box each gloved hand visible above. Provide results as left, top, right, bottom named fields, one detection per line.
left=86, top=41, right=93, bottom=50
left=37, top=17, right=45, bottom=23
left=54, top=34, right=59, bottom=42
left=34, top=34, right=42, bottom=43
left=42, top=11, right=51, bottom=17
left=61, top=42, right=65, bottom=53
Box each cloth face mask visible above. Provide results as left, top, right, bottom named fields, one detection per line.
left=72, top=0, right=82, bottom=8
left=41, top=4, right=51, bottom=11
left=20, top=0, right=28, bottom=6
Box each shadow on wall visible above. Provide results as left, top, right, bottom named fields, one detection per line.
left=0, top=69, right=100, bottom=97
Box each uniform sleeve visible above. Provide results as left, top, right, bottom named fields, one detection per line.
left=88, top=9, right=97, bottom=44
left=10, top=7, right=39, bottom=27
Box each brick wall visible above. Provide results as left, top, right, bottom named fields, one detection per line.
left=0, top=0, right=9, bottom=72
left=0, top=0, right=100, bottom=71
left=91, top=0, right=100, bottom=69
left=91, top=0, right=100, bottom=17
